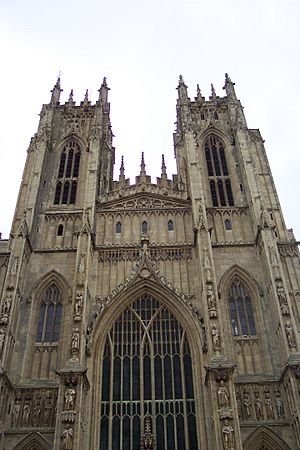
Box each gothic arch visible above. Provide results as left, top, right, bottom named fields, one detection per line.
left=30, top=269, right=71, bottom=304
left=218, top=265, right=262, bottom=298
left=12, top=432, right=51, bottom=450
left=244, top=426, right=292, bottom=450
left=54, top=131, right=88, bottom=153
left=198, top=125, right=232, bottom=149
left=88, top=278, right=206, bottom=450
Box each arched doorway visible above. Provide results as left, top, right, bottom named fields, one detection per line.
left=98, top=293, right=199, bottom=450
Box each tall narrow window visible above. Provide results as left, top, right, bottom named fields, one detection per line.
left=115, top=222, right=122, bottom=233
left=205, top=136, right=234, bottom=207
left=228, top=279, right=256, bottom=337
left=54, top=140, right=81, bottom=205
left=142, top=221, right=148, bottom=233
left=99, top=294, right=199, bottom=450
left=36, top=283, right=62, bottom=343
left=168, top=220, right=174, bottom=231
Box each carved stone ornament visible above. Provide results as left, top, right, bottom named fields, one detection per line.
left=285, top=321, right=296, bottom=349
left=264, top=391, right=274, bottom=420
left=0, top=328, right=5, bottom=355
left=61, top=425, right=74, bottom=450
left=211, top=324, right=220, bottom=351
left=217, top=380, right=230, bottom=407
left=207, top=283, right=217, bottom=318
left=64, top=387, right=76, bottom=411
left=0, top=294, right=12, bottom=324
left=77, top=254, right=86, bottom=287
left=219, top=406, right=233, bottom=420
left=7, top=256, right=19, bottom=290
left=12, top=399, right=21, bottom=427
left=275, top=391, right=284, bottom=418
left=74, top=291, right=84, bottom=321
left=254, top=392, right=264, bottom=420
left=242, top=392, right=252, bottom=420
left=71, top=329, right=80, bottom=356
left=222, top=419, right=235, bottom=450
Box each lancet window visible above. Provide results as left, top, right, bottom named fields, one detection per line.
left=99, top=294, right=199, bottom=450
left=36, top=283, right=62, bottom=343
left=205, top=136, right=234, bottom=207
left=228, top=279, right=256, bottom=337
left=54, top=140, right=81, bottom=205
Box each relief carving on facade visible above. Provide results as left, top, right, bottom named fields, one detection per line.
left=71, top=328, right=80, bottom=357
left=77, top=254, right=86, bottom=287
left=61, top=424, right=74, bottom=450
left=7, top=256, right=19, bottom=290
left=285, top=321, right=296, bottom=350
left=74, top=290, right=84, bottom=321
left=211, top=323, right=220, bottom=352
left=10, top=389, right=57, bottom=428
left=222, top=419, right=235, bottom=450
left=0, top=329, right=5, bottom=356
left=0, top=294, right=12, bottom=325
left=276, top=280, right=290, bottom=316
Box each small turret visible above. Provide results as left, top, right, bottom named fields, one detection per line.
left=82, top=89, right=90, bottom=107
left=50, top=76, right=62, bottom=106
left=223, top=73, right=237, bottom=100
left=177, top=75, right=188, bottom=101
left=119, top=155, right=125, bottom=181
left=161, top=154, right=167, bottom=178
left=196, top=84, right=205, bottom=102
left=210, top=83, right=217, bottom=101
left=68, top=89, right=75, bottom=104
left=140, top=152, right=146, bottom=177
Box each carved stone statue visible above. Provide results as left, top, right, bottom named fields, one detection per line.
left=277, top=285, right=289, bottom=315
left=207, top=284, right=216, bottom=311
left=211, top=324, right=220, bottom=350
left=44, top=394, right=53, bottom=426
left=74, top=291, right=83, bottom=316
left=31, top=396, right=42, bottom=426
left=254, top=392, right=264, bottom=420
left=71, top=329, right=80, bottom=352
left=264, top=392, right=274, bottom=419
left=217, top=380, right=230, bottom=407
left=77, top=254, right=86, bottom=287
left=0, top=329, right=5, bottom=354
left=12, top=399, right=21, bottom=426
left=285, top=321, right=296, bottom=349
left=22, top=401, right=31, bottom=425
left=2, top=295, right=12, bottom=316
left=275, top=392, right=284, bottom=418
left=243, top=392, right=252, bottom=419
left=61, top=425, right=74, bottom=450
left=64, top=388, right=76, bottom=410
left=222, top=419, right=235, bottom=450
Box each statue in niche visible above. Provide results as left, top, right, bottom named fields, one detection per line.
left=275, top=392, right=284, bottom=418
left=61, top=425, right=74, bottom=450
left=207, top=283, right=217, bottom=316
left=64, top=388, right=76, bottom=410
left=22, top=401, right=31, bottom=425
left=254, top=392, right=264, bottom=420
left=264, top=392, right=274, bottom=419
left=211, top=324, right=220, bottom=350
left=217, top=380, right=230, bottom=407
left=269, top=245, right=279, bottom=268
left=77, top=254, right=85, bottom=287
left=235, top=393, right=242, bottom=418
left=2, top=295, right=12, bottom=316
left=243, top=392, right=252, bottom=419
left=44, top=394, right=53, bottom=426
left=71, top=329, right=80, bottom=352
left=74, top=291, right=83, bottom=316
left=7, top=256, right=19, bottom=289
left=222, top=419, right=235, bottom=450
left=12, top=399, right=21, bottom=426
left=31, top=395, right=42, bottom=426
left=277, top=284, right=289, bottom=315
left=285, top=321, right=296, bottom=348
left=0, top=329, right=5, bottom=354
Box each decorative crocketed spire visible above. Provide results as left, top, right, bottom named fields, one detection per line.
left=210, top=83, right=217, bottom=100
left=68, top=89, right=74, bottom=104
left=140, top=152, right=146, bottom=176
left=119, top=155, right=125, bottom=180
left=98, top=76, right=110, bottom=104
left=161, top=154, right=167, bottom=178
left=50, top=76, right=62, bottom=106
left=177, top=74, right=188, bottom=101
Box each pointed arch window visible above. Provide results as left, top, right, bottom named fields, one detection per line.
left=228, top=279, right=256, bottom=337
left=54, top=140, right=81, bottom=205
left=99, top=294, right=199, bottom=450
left=168, top=219, right=174, bottom=231
left=36, top=282, right=62, bottom=343
left=205, top=136, right=234, bottom=207
left=115, top=222, right=122, bottom=233
left=141, top=220, right=148, bottom=233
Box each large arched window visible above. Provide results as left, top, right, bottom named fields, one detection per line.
left=99, top=294, right=199, bottom=450
left=54, top=140, right=81, bottom=205
left=36, top=282, right=62, bottom=343
left=228, top=278, right=256, bottom=337
left=205, top=136, right=234, bottom=207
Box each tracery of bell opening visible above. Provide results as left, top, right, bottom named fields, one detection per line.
left=99, top=294, right=199, bottom=450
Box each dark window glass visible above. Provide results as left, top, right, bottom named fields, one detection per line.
left=225, top=219, right=232, bottom=230
left=212, top=146, right=221, bottom=175
left=168, top=220, right=174, bottom=231
left=210, top=181, right=218, bottom=206
left=54, top=182, right=62, bottom=204
left=218, top=180, right=226, bottom=206
left=219, top=147, right=228, bottom=175
left=142, top=221, right=148, bottom=233
left=62, top=182, right=70, bottom=204
left=66, top=148, right=74, bottom=178
left=229, top=280, right=256, bottom=337
left=205, top=147, right=213, bottom=176
left=73, top=152, right=81, bottom=177
left=36, top=283, right=62, bottom=343
left=70, top=181, right=77, bottom=204
left=116, top=222, right=122, bottom=233
left=57, top=224, right=64, bottom=236
left=225, top=180, right=234, bottom=206
left=58, top=152, right=66, bottom=178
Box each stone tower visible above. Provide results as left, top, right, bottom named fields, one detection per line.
left=0, top=75, right=299, bottom=450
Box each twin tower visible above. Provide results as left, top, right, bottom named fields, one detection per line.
left=0, top=75, right=299, bottom=449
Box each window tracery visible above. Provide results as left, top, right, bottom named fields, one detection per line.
left=228, top=279, right=256, bottom=337
left=54, top=140, right=81, bottom=205
left=205, top=136, right=234, bottom=207
left=36, top=283, right=62, bottom=343
left=99, top=294, right=199, bottom=450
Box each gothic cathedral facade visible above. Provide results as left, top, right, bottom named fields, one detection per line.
left=0, top=75, right=299, bottom=450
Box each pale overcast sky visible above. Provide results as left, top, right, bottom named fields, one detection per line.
left=0, top=0, right=299, bottom=239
